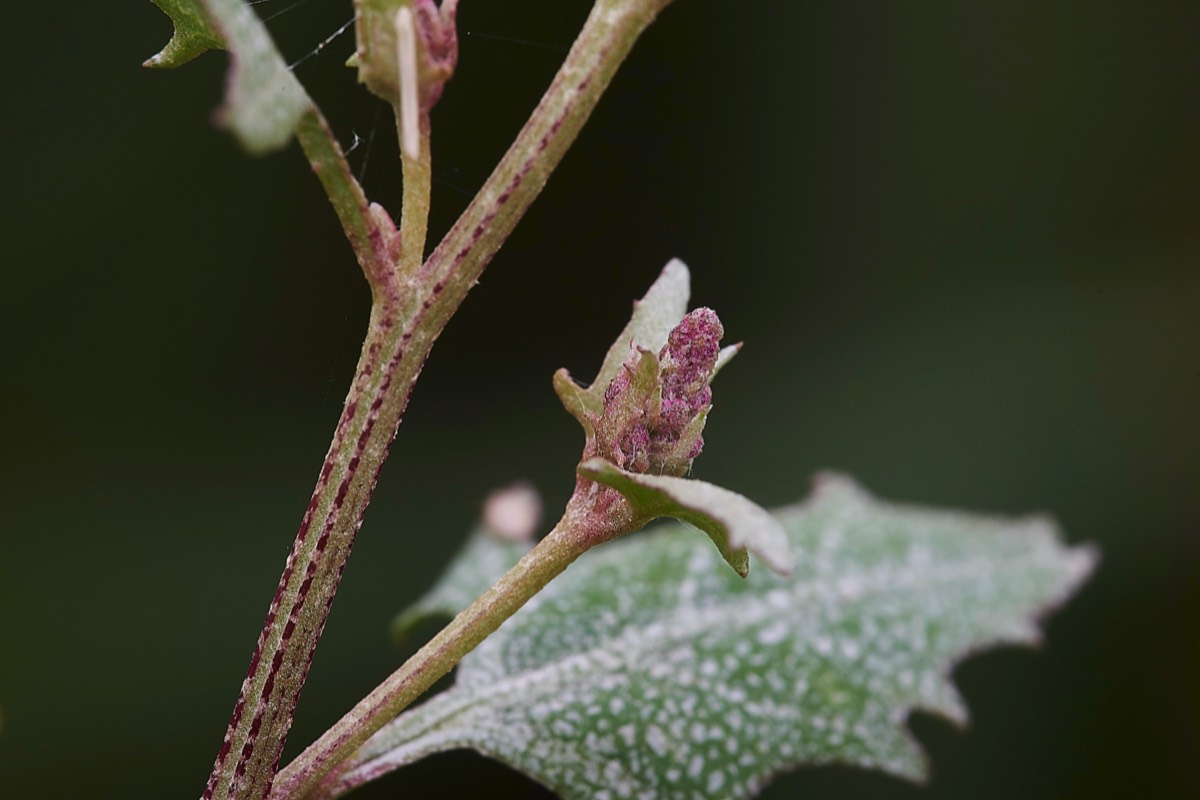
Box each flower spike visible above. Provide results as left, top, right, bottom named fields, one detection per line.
left=554, top=260, right=791, bottom=577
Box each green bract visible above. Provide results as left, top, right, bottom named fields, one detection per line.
left=579, top=458, right=793, bottom=577
left=555, top=261, right=787, bottom=577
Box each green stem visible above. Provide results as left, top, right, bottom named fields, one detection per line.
left=396, top=113, right=433, bottom=281
left=294, top=111, right=393, bottom=291
left=410, top=0, right=674, bottom=339
left=202, top=298, right=412, bottom=800
left=273, top=489, right=638, bottom=800
left=202, top=108, right=433, bottom=800
left=275, top=519, right=583, bottom=800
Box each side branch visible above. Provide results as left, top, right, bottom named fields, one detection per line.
left=412, top=0, right=674, bottom=336
left=203, top=298, right=414, bottom=800
left=203, top=110, right=431, bottom=800
left=272, top=517, right=588, bottom=800
left=295, top=110, right=397, bottom=294
left=202, top=1, right=675, bottom=798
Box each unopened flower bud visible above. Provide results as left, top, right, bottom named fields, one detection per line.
left=354, top=0, right=458, bottom=113
left=655, top=307, right=723, bottom=436
left=592, top=308, right=725, bottom=477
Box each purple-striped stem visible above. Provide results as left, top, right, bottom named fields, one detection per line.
left=275, top=487, right=640, bottom=800
left=203, top=2, right=675, bottom=799
left=202, top=110, right=432, bottom=800
left=272, top=3, right=677, bottom=797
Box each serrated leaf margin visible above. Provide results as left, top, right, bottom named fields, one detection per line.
left=146, top=0, right=224, bottom=68
left=327, top=475, right=1098, bottom=800
left=146, top=0, right=313, bottom=153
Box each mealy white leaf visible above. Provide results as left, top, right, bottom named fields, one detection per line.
left=209, top=0, right=313, bottom=152
left=329, top=474, right=1097, bottom=799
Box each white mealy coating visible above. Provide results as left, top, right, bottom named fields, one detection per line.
left=344, top=475, right=1095, bottom=800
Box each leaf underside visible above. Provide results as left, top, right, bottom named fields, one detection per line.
left=578, top=457, right=794, bottom=578
left=335, top=474, right=1097, bottom=799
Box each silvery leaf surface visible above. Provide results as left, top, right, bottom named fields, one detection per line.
left=331, top=474, right=1096, bottom=800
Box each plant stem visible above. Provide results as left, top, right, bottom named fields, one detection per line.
left=202, top=111, right=432, bottom=800
left=277, top=484, right=639, bottom=800
left=294, top=110, right=393, bottom=290
left=412, top=0, right=674, bottom=336
left=202, top=296, right=413, bottom=800
left=272, top=514, right=586, bottom=800
left=396, top=115, right=432, bottom=281
left=203, top=0, right=674, bottom=797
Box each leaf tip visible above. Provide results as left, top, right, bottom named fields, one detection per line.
left=633, top=258, right=690, bottom=320
left=554, top=368, right=598, bottom=430
left=727, top=548, right=751, bottom=578
left=1068, top=541, right=1102, bottom=586
left=145, top=0, right=224, bottom=69
left=711, top=342, right=742, bottom=379
left=660, top=256, right=690, bottom=284
left=578, top=458, right=795, bottom=578
left=1035, top=538, right=1100, bottom=626
left=575, top=456, right=613, bottom=483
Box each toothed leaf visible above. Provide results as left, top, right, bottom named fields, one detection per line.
left=328, top=475, right=1096, bottom=800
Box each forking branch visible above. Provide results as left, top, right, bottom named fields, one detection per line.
left=146, top=2, right=681, bottom=798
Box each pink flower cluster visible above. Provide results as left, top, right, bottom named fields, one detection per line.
left=601, top=308, right=724, bottom=476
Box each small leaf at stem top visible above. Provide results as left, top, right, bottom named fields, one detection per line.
left=553, top=263, right=780, bottom=577
left=559, top=262, right=732, bottom=481
left=595, top=259, right=691, bottom=405
left=555, top=259, right=691, bottom=425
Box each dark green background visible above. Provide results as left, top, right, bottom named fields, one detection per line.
left=2, top=1, right=1196, bottom=797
